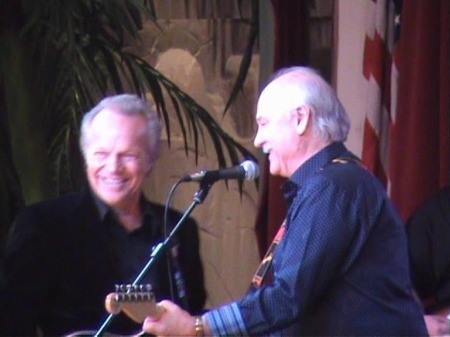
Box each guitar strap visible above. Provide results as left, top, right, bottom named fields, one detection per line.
left=250, top=219, right=287, bottom=289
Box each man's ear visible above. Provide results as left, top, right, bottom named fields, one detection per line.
left=294, top=105, right=311, bottom=136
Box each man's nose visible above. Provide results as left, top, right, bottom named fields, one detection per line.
left=105, top=154, right=122, bottom=171
left=253, top=130, right=263, bottom=148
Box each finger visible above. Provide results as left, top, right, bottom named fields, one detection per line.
left=144, top=314, right=160, bottom=323
left=142, top=317, right=160, bottom=334
left=158, top=299, right=175, bottom=309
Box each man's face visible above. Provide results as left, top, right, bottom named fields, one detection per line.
left=84, top=109, right=151, bottom=210
left=253, top=81, right=302, bottom=178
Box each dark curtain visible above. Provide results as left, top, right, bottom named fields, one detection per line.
left=255, top=0, right=310, bottom=255
left=390, top=0, right=449, bottom=221
left=0, top=0, right=26, bottom=257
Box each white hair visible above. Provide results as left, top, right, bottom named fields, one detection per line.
left=267, top=66, right=350, bottom=142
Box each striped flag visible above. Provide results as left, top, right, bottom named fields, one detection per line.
left=349, top=0, right=449, bottom=221
left=361, top=0, right=402, bottom=192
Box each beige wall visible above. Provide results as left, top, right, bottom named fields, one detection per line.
left=335, top=0, right=367, bottom=157
left=136, top=1, right=263, bottom=309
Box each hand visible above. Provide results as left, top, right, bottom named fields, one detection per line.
left=142, top=300, right=196, bottom=337
left=424, top=314, right=450, bottom=337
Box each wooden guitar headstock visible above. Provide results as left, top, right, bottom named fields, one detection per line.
left=105, top=284, right=164, bottom=323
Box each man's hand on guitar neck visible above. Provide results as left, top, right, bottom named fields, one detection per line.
left=424, top=314, right=450, bottom=337
left=422, top=306, right=450, bottom=337
left=142, top=300, right=210, bottom=337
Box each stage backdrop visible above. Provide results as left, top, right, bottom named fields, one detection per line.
left=140, top=0, right=449, bottom=310
left=140, top=1, right=261, bottom=309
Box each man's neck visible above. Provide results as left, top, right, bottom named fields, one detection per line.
left=113, top=199, right=142, bottom=232
left=292, top=138, right=332, bottom=173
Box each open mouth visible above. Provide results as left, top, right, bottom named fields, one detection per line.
left=262, top=145, right=271, bottom=154
left=101, top=176, right=127, bottom=188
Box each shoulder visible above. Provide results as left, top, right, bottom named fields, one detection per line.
left=298, top=158, right=389, bottom=221
left=413, top=186, right=450, bottom=217
left=311, top=158, right=384, bottom=197
left=30, top=191, right=84, bottom=208
left=22, top=190, right=86, bottom=213
left=13, top=190, right=91, bottom=229
left=5, top=191, right=93, bottom=252
left=407, top=186, right=450, bottom=231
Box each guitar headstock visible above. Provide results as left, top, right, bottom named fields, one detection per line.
left=105, top=284, right=164, bottom=323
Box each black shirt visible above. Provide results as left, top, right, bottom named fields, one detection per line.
left=407, top=186, right=450, bottom=313
left=0, top=188, right=206, bottom=336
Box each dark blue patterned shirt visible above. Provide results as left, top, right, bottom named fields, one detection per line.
left=204, top=142, right=427, bottom=336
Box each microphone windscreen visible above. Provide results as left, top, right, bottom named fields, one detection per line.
left=241, top=160, right=259, bottom=180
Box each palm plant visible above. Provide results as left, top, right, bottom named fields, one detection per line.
left=0, top=0, right=258, bottom=250
left=1, top=0, right=258, bottom=194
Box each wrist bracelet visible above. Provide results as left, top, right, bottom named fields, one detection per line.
left=195, top=316, right=204, bottom=337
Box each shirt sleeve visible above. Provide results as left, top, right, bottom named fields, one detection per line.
left=203, top=302, right=248, bottom=336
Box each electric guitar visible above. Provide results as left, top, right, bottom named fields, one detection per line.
left=66, top=284, right=164, bottom=337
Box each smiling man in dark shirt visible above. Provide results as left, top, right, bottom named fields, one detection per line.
left=0, top=94, right=206, bottom=336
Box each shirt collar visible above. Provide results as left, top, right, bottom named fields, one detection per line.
left=89, top=188, right=154, bottom=222
left=90, top=189, right=110, bottom=221
left=282, top=142, right=348, bottom=204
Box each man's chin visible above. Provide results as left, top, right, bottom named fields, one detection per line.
left=269, top=165, right=280, bottom=177
left=97, top=193, right=126, bottom=208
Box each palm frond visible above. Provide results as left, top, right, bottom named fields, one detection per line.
left=128, top=56, right=257, bottom=167
left=223, top=0, right=259, bottom=115
left=10, top=0, right=258, bottom=193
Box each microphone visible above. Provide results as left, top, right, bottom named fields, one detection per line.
left=181, top=160, right=259, bottom=183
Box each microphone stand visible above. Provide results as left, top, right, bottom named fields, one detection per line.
left=94, top=181, right=213, bottom=336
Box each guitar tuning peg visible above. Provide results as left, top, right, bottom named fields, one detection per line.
left=139, top=284, right=150, bottom=292
left=115, top=292, right=124, bottom=301
left=142, top=292, right=153, bottom=300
